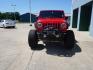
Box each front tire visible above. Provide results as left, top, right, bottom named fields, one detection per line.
left=12, top=26, right=15, bottom=28
left=28, top=30, right=38, bottom=50
left=64, top=30, right=75, bottom=49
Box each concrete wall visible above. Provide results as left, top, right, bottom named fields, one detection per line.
left=90, top=3, right=93, bottom=36
left=70, top=0, right=93, bottom=36
left=72, top=0, right=93, bottom=29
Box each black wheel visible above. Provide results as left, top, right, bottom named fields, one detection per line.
left=64, top=30, right=75, bottom=49
left=28, top=30, right=38, bottom=50
left=12, top=26, right=15, bottom=28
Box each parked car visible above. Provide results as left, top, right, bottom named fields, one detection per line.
left=0, top=19, right=16, bottom=28
left=28, top=10, right=75, bottom=50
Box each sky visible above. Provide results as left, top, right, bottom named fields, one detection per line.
left=0, top=0, right=72, bottom=14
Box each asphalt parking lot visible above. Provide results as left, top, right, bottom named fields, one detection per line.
left=0, top=23, right=93, bottom=70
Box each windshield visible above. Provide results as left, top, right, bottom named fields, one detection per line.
left=39, top=11, right=64, bottom=18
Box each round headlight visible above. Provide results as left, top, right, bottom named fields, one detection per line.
left=60, top=23, right=67, bottom=29
left=37, top=23, right=42, bottom=28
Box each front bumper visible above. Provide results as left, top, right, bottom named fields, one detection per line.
left=37, top=30, right=66, bottom=41
left=5, top=24, right=15, bottom=27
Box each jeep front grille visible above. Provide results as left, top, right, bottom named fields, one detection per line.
left=43, top=23, right=60, bottom=29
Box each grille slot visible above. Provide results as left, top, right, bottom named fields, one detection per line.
left=43, top=23, right=60, bottom=29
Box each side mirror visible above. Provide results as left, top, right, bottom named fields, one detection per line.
left=65, top=16, right=68, bottom=20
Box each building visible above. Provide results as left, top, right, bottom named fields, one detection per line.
left=20, top=13, right=37, bottom=23
left=71, top=0, right=93, bottom=37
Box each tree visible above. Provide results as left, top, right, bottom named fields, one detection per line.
left=0, top=12, right=20, bottom=21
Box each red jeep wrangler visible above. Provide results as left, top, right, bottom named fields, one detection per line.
left=28, top=10, right=75, bottom=50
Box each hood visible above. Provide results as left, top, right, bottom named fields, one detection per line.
left=37, top=18, right=66, bottom=23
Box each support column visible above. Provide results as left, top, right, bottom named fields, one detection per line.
left=77, top=7, right=81, bottom=31
left=90, top=2, right=93, bottom=37
left=70, top=10, right=73, bottom=29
